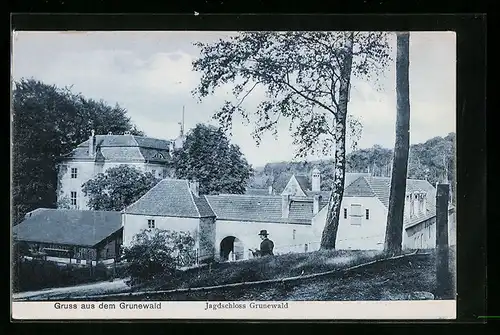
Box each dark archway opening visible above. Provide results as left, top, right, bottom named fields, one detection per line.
left=219, top=236, right=244, bottom=261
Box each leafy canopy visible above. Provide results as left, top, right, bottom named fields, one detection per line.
left=192, top=31, right=391, bottom=157
left=170, top=123, right=254, bottom=195
left=82, top=165, right=160, bottom=211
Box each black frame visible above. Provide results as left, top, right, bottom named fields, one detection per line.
left=9, top=10, right=487, bottom=328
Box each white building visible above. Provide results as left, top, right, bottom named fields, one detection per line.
left=121, top=169, right=455, bottom=263
left=310, top=175, right=456, bottom=251
left=56, top=131, right=184, bottom=210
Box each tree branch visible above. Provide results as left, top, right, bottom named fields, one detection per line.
left=236, top=81, right=260, bottom=108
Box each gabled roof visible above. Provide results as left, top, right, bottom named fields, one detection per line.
left=305, top=173, right=372, bottom=198
left=12, top=209, right=122, bottom=247
left=61, top=134, right=171, bottom=164
left=205, top=194, right=328, bottom=225
left=123, top=179, right=215, bottom=218
left=294, top=175, right=310, bottom=193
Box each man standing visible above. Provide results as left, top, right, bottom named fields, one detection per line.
left=257, top=230, right=274, bottom=257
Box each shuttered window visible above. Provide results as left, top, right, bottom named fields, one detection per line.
left=350, top=204, right=362, bottom=225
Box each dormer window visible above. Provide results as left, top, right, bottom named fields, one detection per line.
left=153, top=152, right=165, bottom=160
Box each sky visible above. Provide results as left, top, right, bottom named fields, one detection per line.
left=11, top=31, right=456, bottom=167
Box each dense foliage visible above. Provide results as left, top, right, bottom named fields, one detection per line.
left=248, top=133, right=456, bottom=201
left=170, top=124, right=254, bottom=195
left=81, top=165, right=160, bottom=211
left=122, top=229, right=196, bottom=285
left=12, top=78, right=143, bottom=224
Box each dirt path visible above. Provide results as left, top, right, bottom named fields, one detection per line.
left=13, top=279, right=130, bottom=301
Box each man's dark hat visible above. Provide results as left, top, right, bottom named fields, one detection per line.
left=258, top=230, right=269, bottom=236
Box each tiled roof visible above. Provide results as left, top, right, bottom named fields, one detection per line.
left=12, top=209, right=122, bottom=247
left=192, top=195, right=217, bottom=218
left=123, top=179, right=214, bottom=218
left=305, top=173, right=372, bottom=198
left=360, top=177, right=437, bottom=209
left=205, top=194, right=328, bottom=225
left=245, top=188, right=272, bottom=196
left=344, top=177, right=377, bottom=197
left=343, top=176, right=439, bottom=227
left=61, top=134, right=171, bottom=163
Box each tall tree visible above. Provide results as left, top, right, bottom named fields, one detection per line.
left=82, top=165, right=160, bottom=211
left=12, top=78, right=143, bottom=224
left=192, top=32, right=390, bottom=249
left=170, top=124, right=254, bottom=195
left=384, top=32, right=411, bottom=254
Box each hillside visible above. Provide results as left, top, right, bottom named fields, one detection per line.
left=248, top=133, right=456, bottom=199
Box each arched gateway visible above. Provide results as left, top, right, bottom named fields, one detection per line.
left=219, top=236, right=244, bottom=261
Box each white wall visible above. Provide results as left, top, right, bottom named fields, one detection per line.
left=215, top=220, right=315, bottom=260
left=404, top=211, right=456, bottom=249
left=122, top=213, right=200, bottom=248
left=58, top=161, right=96, bottom=210
left=312, top=196, right=388, bottom=250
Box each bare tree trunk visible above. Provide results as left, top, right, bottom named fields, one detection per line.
left=384, top=32, right=410, bottom=255
left=320, top=32, right=354, bottom=250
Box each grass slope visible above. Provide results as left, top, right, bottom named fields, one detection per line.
left=142, top=250, right=388, bottom=291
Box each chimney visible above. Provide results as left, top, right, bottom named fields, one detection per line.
left=88, top=130, right=95, bottom=157
left=313, top=195, right=321, bottom=215
left=268, top=185, right=273, bottom=195
left=281, top=194, right=291, bottom=218
left=421, top=193, right=427, bottom=214
left=311, top=167, right=321, bottom=192
left=189, top=180, right=199, bottom=197
left=413, top=193, right=419, bottom=217
left=404, top=193, right=410, bottom=218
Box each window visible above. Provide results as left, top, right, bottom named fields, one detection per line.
left=292, top=229, right=296, bottom=240
left=350, top=204, right=362, bottom=225
left=365, top=209, right=370, bottom=220
left=147, top=219, right=155, bottom=229
left=71, top=168, right=78, bottom=179
left=70, top=191, right=77, bottom=207
left=162, top=169, right=168, bottom=179
left=151, top=169, right=156, bottom=177
left=343, top=208, right=348, bottom=219
left=153, top=152, right=165, bottom=160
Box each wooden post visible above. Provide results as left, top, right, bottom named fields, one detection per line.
left=435, top=184, right=452, bottom=299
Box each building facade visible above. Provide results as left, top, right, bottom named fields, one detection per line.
left=310, top=176, right=455, bottom=251
left=121, top=170, right=456, bottom=264
left=57, top=131, right=183, bottom=210
left=122, top=179, right=217, bottom=263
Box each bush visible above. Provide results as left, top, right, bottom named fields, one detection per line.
left=122, top=229, right=195, bottom=286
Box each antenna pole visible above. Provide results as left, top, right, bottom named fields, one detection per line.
left=180, top=106, right=185, bottom=136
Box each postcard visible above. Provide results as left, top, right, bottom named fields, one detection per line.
left=11, top=29, right=456, bottom=320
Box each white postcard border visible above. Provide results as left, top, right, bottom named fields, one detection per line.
left=12, top=300, right=456, bottom=320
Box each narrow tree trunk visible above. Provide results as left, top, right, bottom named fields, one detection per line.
left=320, top=32, right=354, bottom=250
left=384, top=32, right=411, bottom=255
